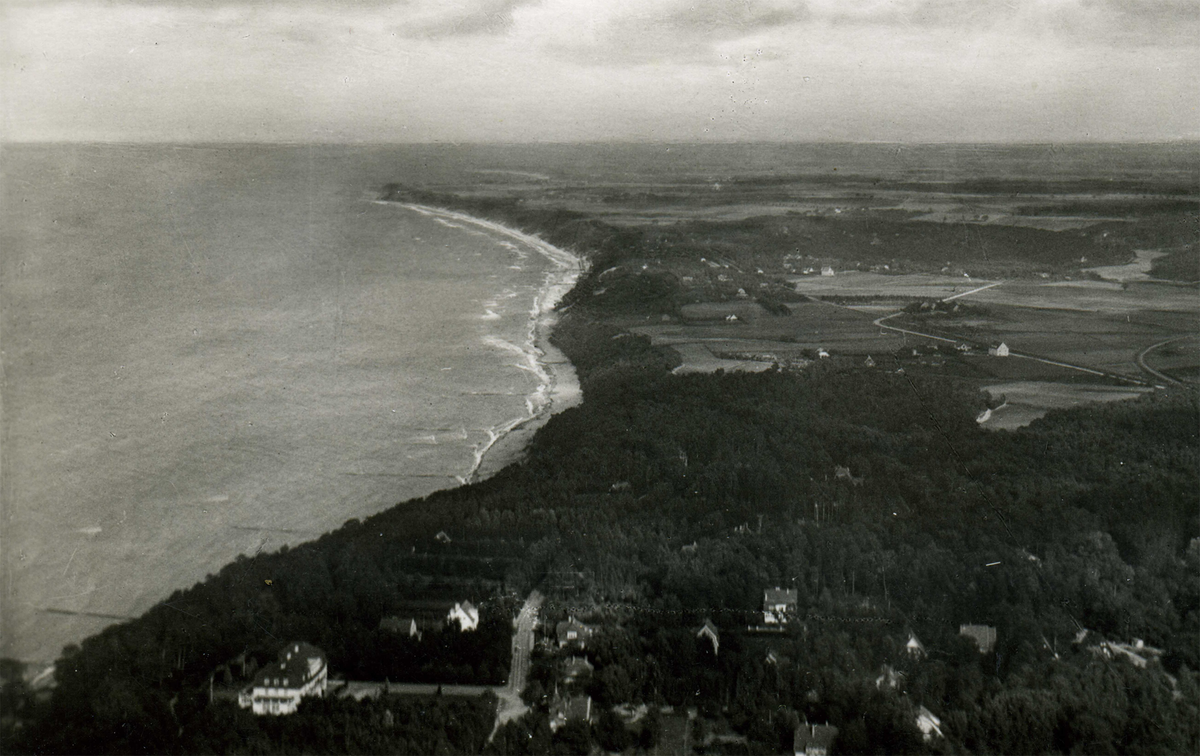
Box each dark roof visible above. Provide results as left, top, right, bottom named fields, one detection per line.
left=794, top=723, right=839, bottom=753
left=253, top=642, right=326, bottom=690
left=556, top=618, right=593, bottom=644
left=764, top=587, right=798, bottom=605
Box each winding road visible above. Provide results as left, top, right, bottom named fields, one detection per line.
left=1135, top=335, right=1190, bottom=387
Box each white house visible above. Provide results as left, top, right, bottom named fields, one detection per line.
left=988, top=343, right=1010, bottom=357
left=448, top=600, right=479, bottom=631
left=763, top=587, right=799, bottom=625
left=905, top=634, right=926, bottom=659
left=916, top=705, right=944, bottom=741
left=238, top=642, right=328, bottom=715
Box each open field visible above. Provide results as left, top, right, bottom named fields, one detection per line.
left=791, top=271, right=1000, bottom=299
left=979, top=381, right=1153, bottom=430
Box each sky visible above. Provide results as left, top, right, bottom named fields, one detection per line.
left=2, top=0, right=1198, bottom=143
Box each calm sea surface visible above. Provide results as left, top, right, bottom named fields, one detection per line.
left=1, top=145, right=566, bottom=662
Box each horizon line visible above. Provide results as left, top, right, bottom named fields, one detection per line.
left=6, top=138, right=1200, bottom=148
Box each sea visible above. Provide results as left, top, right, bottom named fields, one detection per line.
left=1, top=144, right=585, bottom=664
left=3, top=141, right=1196, bottom=665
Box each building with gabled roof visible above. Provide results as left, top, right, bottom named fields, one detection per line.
left=556, top=617, right=594, bottom=649
left=905, top=633, right=926, bottom=659
left=916, top=705, right=943, bottom=741
left=238, top=642, right=328, bottom=715
left=448, top=601, right=479, bottom=632
left=763, top=587, right=798, bottom=625
left=696, top=619, right=720, bottom=656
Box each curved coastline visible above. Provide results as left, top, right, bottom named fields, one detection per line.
left=377, top=201, right=587, bottom=484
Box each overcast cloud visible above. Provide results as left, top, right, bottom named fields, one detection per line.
left=2, top=0, right=1196, bottom=142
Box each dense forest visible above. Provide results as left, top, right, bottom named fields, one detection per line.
left=3, top=190, right=1198, bottom=755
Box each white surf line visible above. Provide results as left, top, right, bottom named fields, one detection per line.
left=377, top=200, right=587, bottom=485
left=941, top=280, right=1004, bottom=302
left=377, top=200, right=586, bottom=273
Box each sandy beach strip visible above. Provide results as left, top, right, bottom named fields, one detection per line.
left=378, top=201, right=588, bottom=483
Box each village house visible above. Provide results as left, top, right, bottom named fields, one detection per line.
left=238, top=642, right=328, bottom=716
left=556, top=617, right=594, bottom=649
left=916, top=705, right=944, bottom=741
left=1089, top=638, right=1164, bottom=668
left=696, top=619, right=720, bottom=656
left=905, top=633, right=927, bottom=660
left=875, top=664, right=904, bottom=690
left=988, top=342, right=1010, bottom=357
left=959, top=624, right=998, bottom=653
left=447, top=601, right=479, bottom=631
left=793, top=722, right=838, bottom=756
left=763, top=587, right=799, bottom=625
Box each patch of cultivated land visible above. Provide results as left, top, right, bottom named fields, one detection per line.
left=791, top=271, right=1001, bottom=300
left=979, top=381, right=1153, bottom=430
left=629, top=300, right=900, bottom=373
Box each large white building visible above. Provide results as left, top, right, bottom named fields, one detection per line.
left=238, top=642, right=328, bottom=715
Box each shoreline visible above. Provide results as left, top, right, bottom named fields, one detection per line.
left=378, top=201, right=587, bottom=484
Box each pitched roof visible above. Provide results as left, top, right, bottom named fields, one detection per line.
left=252, top=642, right=326, bottom=690
left=764, top=587, right=798, bottom=605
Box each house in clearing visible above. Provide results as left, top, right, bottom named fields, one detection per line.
left=696, top=619, right=720, bottom=656
left=916, top=705, right=944, bottom=741
left=238, top=642, right=328, bottom=715
left=1089, top=638, right=1164, bottom=668
left=905, top=634, right=927, bottom=660
left=763, top=587, right=799, bottom=625
left=793, top=722, right=838, bottom=756
left=448, top=601, right=479, bottom=632
left=960, top=624, right=998, bottom=653
left=556, top=617, right=595, bottom=649
left=988, top=342, right=1010, bottom=357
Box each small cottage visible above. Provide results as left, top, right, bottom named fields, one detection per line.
left=697, top=619, right=720, bottom=656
